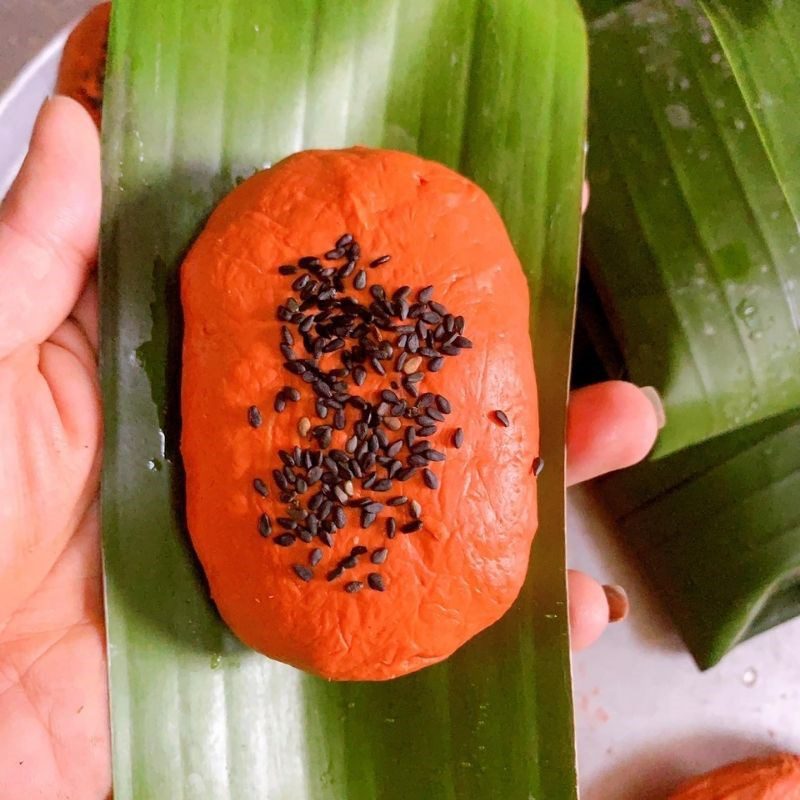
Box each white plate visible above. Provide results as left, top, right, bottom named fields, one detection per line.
left=2, top=34, right=798, bottom=799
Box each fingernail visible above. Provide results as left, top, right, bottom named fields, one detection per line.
left=603, top=584, right=630, bottom=623
left=640, top=386, right=666, bottom=430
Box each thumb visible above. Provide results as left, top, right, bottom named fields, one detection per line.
left=0, top=96, right=100, bottom=360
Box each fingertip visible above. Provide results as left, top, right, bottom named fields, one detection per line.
left=0, top=95, right=101, bottom=356
left=566, top=381, right=662, bottom=485
left=20, top=95, right=101, bottom=262
left=568, top=570, right=610, bottom=651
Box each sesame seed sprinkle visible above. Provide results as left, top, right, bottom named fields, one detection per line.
left=253, top=235, right=474, bottom=589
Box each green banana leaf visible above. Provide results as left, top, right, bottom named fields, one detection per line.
left=583, top=0, right=800, bottom=668
left=598, top=408, right=800, bottom=668
left=99, top=1, right=587, bottom=797
left=585, top=0, right=800, bottom=458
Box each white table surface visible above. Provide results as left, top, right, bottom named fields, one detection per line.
left=1, top=18, right=798, bottom=799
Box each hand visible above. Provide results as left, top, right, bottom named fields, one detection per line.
left=0, top=97, right=659, bottom=799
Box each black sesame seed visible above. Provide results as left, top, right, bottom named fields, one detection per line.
left=371, top=548, right=389, bottom=565
left=396, top=467, right=417, bottom=481
left=310, top=548, right=323, bottom=566
left=354, top=270, right=367, bottom=290
left=340, top=555, right=358, bottom=570
left=455, top=336, right=473, bottom=349
left=428, top=357, right=444, bottom=372
left=258, top=514, right=272, bottom=537
left=253, top=478, right=269, bottom=497
left=292, top=274, right=310, bottom=292
left=351, top=545, right=368, bottom=557
left=319, top=530, right=335, bottom=548
left=401, top=520, right=423, bottom=534
left=309, top=493, right=324, bottom=512
left=333, top=505, right=347, bottom=528
left=345, top=581, right=363, bottom=594
left=410, top=499, right=422, bottom=519
left=367, top=573, right=385, bottom=591
left=493, top=410, right=510, bottom=428
left=248, top=405, right=263, bottom=428
left=273, top=470, right=288, bottom=490
left=370, top=255, right=391, bottom=268
left=436, top=395, right=452, bottom=414
left=418, top=285, right=434, bottom=303
left=408, top=454, right=429, bottom=468
left=532, top=456, right=545, bottom=477
left=327, top=565, right=343, bottom=581
left=423, top=468, right=439, bottom=489
left=314, top=380, right=333, bottom=398
left=293, top=564, right=314, bottom=582
left=353, top=366, right=367, bottom=386
left=387, top=440, right=403, bottom=458
left=385, top=518, right=397, bottom=539
left=336, top=233, right=354, bottom=249
left=285, top=360, right=306, bottom=376
left=424, top=449, right=445, bottom=462
left=417, top=425, right=437, bottom=437
left=274, top=533, right=296, bottom=547
left=279, top=264, right=297, bottom=275
left=453, top=428, right=464, bottom=448
left=388, top=495, right=408, bottom=506
left=361, top=510, right=377, bottom=528
left=278, top=517, right=298, bottom=530
left=371, top=357, right=386, bottom=376
left=403, top=379, right=420, bottom=398
left=274, top=392, right=287, bottom=413
left=405, top=427, right=417, bottom=448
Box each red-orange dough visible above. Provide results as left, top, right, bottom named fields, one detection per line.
left=670, top=754, right=800, bottom=800
left=56, top=3, right=111, bottom=128
left=181, top=147, right=540, bottom=681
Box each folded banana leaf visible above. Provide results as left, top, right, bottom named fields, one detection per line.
left=583, top=0, right=800, bottom=668
left=99, top=1, right=587, bottom=797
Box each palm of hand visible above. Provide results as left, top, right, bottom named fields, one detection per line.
left=0, top=334, right=108, bottom=798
